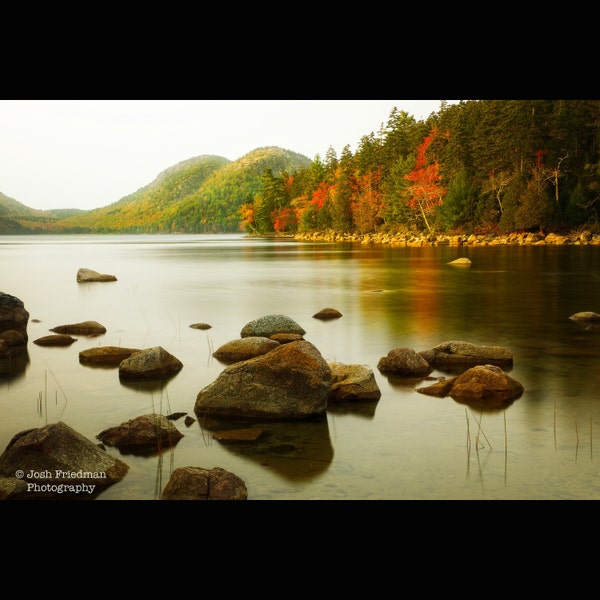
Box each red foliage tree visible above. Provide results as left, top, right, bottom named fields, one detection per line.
left=271, top=207, right=296, bottom=233
left=404, top=128, right=449, bottom=233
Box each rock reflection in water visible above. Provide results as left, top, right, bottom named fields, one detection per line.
left=200, top=415, right=333, bottom=481
left=451, top=392, right=520, bottom=413
left=0, top=351, right=29, bottom=382
left=326, top=400, right=378, bottom=419
left=118, top=377, right=171, bottom=393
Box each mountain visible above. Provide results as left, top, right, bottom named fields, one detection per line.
left=0, top=147, right=311, bottom=235
left=0, top=192, right=89, bottom=234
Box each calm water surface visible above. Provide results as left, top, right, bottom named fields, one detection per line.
left=1, top=233, right=600, bottom=500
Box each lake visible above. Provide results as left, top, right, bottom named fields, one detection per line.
left=1, top=233, right=600, bottom=500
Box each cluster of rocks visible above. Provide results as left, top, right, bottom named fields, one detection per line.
left=0, top=274, right=377, bottom=499
left=293, top=230, right=600, bottom=247
left=0, top=273, right=238, bottom=500
left=2, top=262, right=599, bottom=500
left=196, top=313, right=382, bottom=423
left=0, top=292, right=29, bottom=360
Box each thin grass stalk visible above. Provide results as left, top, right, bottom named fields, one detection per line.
left=465, top=409, right=471, bottom=478
left=44, top=370, right=48, bottom=425
left=45, top=366, right=69, bottom=420
left=554, top=402, right=557, bottom=450
left=471, top=409, right=492, bottom=450
left=504, top=412, right=508, bottom=486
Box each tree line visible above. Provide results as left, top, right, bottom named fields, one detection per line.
left=240, top=100, right=600, bottom=237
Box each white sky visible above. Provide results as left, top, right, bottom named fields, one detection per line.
left=0, top=100, right=456, bottom=211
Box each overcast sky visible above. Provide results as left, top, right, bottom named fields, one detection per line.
left=0, top=100, right=456, bottom=211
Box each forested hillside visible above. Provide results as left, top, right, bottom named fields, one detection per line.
left=38, top=148, right=310, bottom=233
left=1, top=100, right=599, bottom=236
left=241, top=100, right=600, bottom=237
left=0, top=191, right=85, bottom=233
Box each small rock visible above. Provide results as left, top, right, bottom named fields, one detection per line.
left=313, top=308, right=343, bottom=320
left=34, top=334, right=78, bottom=346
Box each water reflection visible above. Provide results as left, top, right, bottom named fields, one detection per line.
left=0, top=350, right=29, bottom=381
left=198, top=416, right=333, bottom=481
left=381, top=373, right=430, bottom=390
left=118, top=375, right=179, bottom=393
left=451, top=393, right=520, bottom=413
left=326, top=401, right=378, bottom=419
left=4, top=235, right=600, bottom=499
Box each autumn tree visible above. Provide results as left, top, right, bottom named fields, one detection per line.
left=350, top=169, right=383, bottom=234
left=404, top=129, right=448, bottom=234
left=239, top=199, right=257, bottom=233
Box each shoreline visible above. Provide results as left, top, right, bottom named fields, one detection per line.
left=290, top=230, right=600, bottom=246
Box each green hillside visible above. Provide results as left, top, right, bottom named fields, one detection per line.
left=51, top=147, right=311, bottom=233
left=0, top=192, right=81, bottom=234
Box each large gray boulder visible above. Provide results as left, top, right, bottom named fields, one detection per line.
left=0, top=421, right=129, bottom=499
left=195, top=340, right=332, bottom=420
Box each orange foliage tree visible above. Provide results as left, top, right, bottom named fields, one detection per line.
left=349, top=169, right=383, bottom=233
left=404, top=128, right=449, bottom=234
left=239, top=202, right=257, bottom=233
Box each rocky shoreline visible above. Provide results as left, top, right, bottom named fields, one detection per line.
left=291, top=230, right=600, bottom=246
